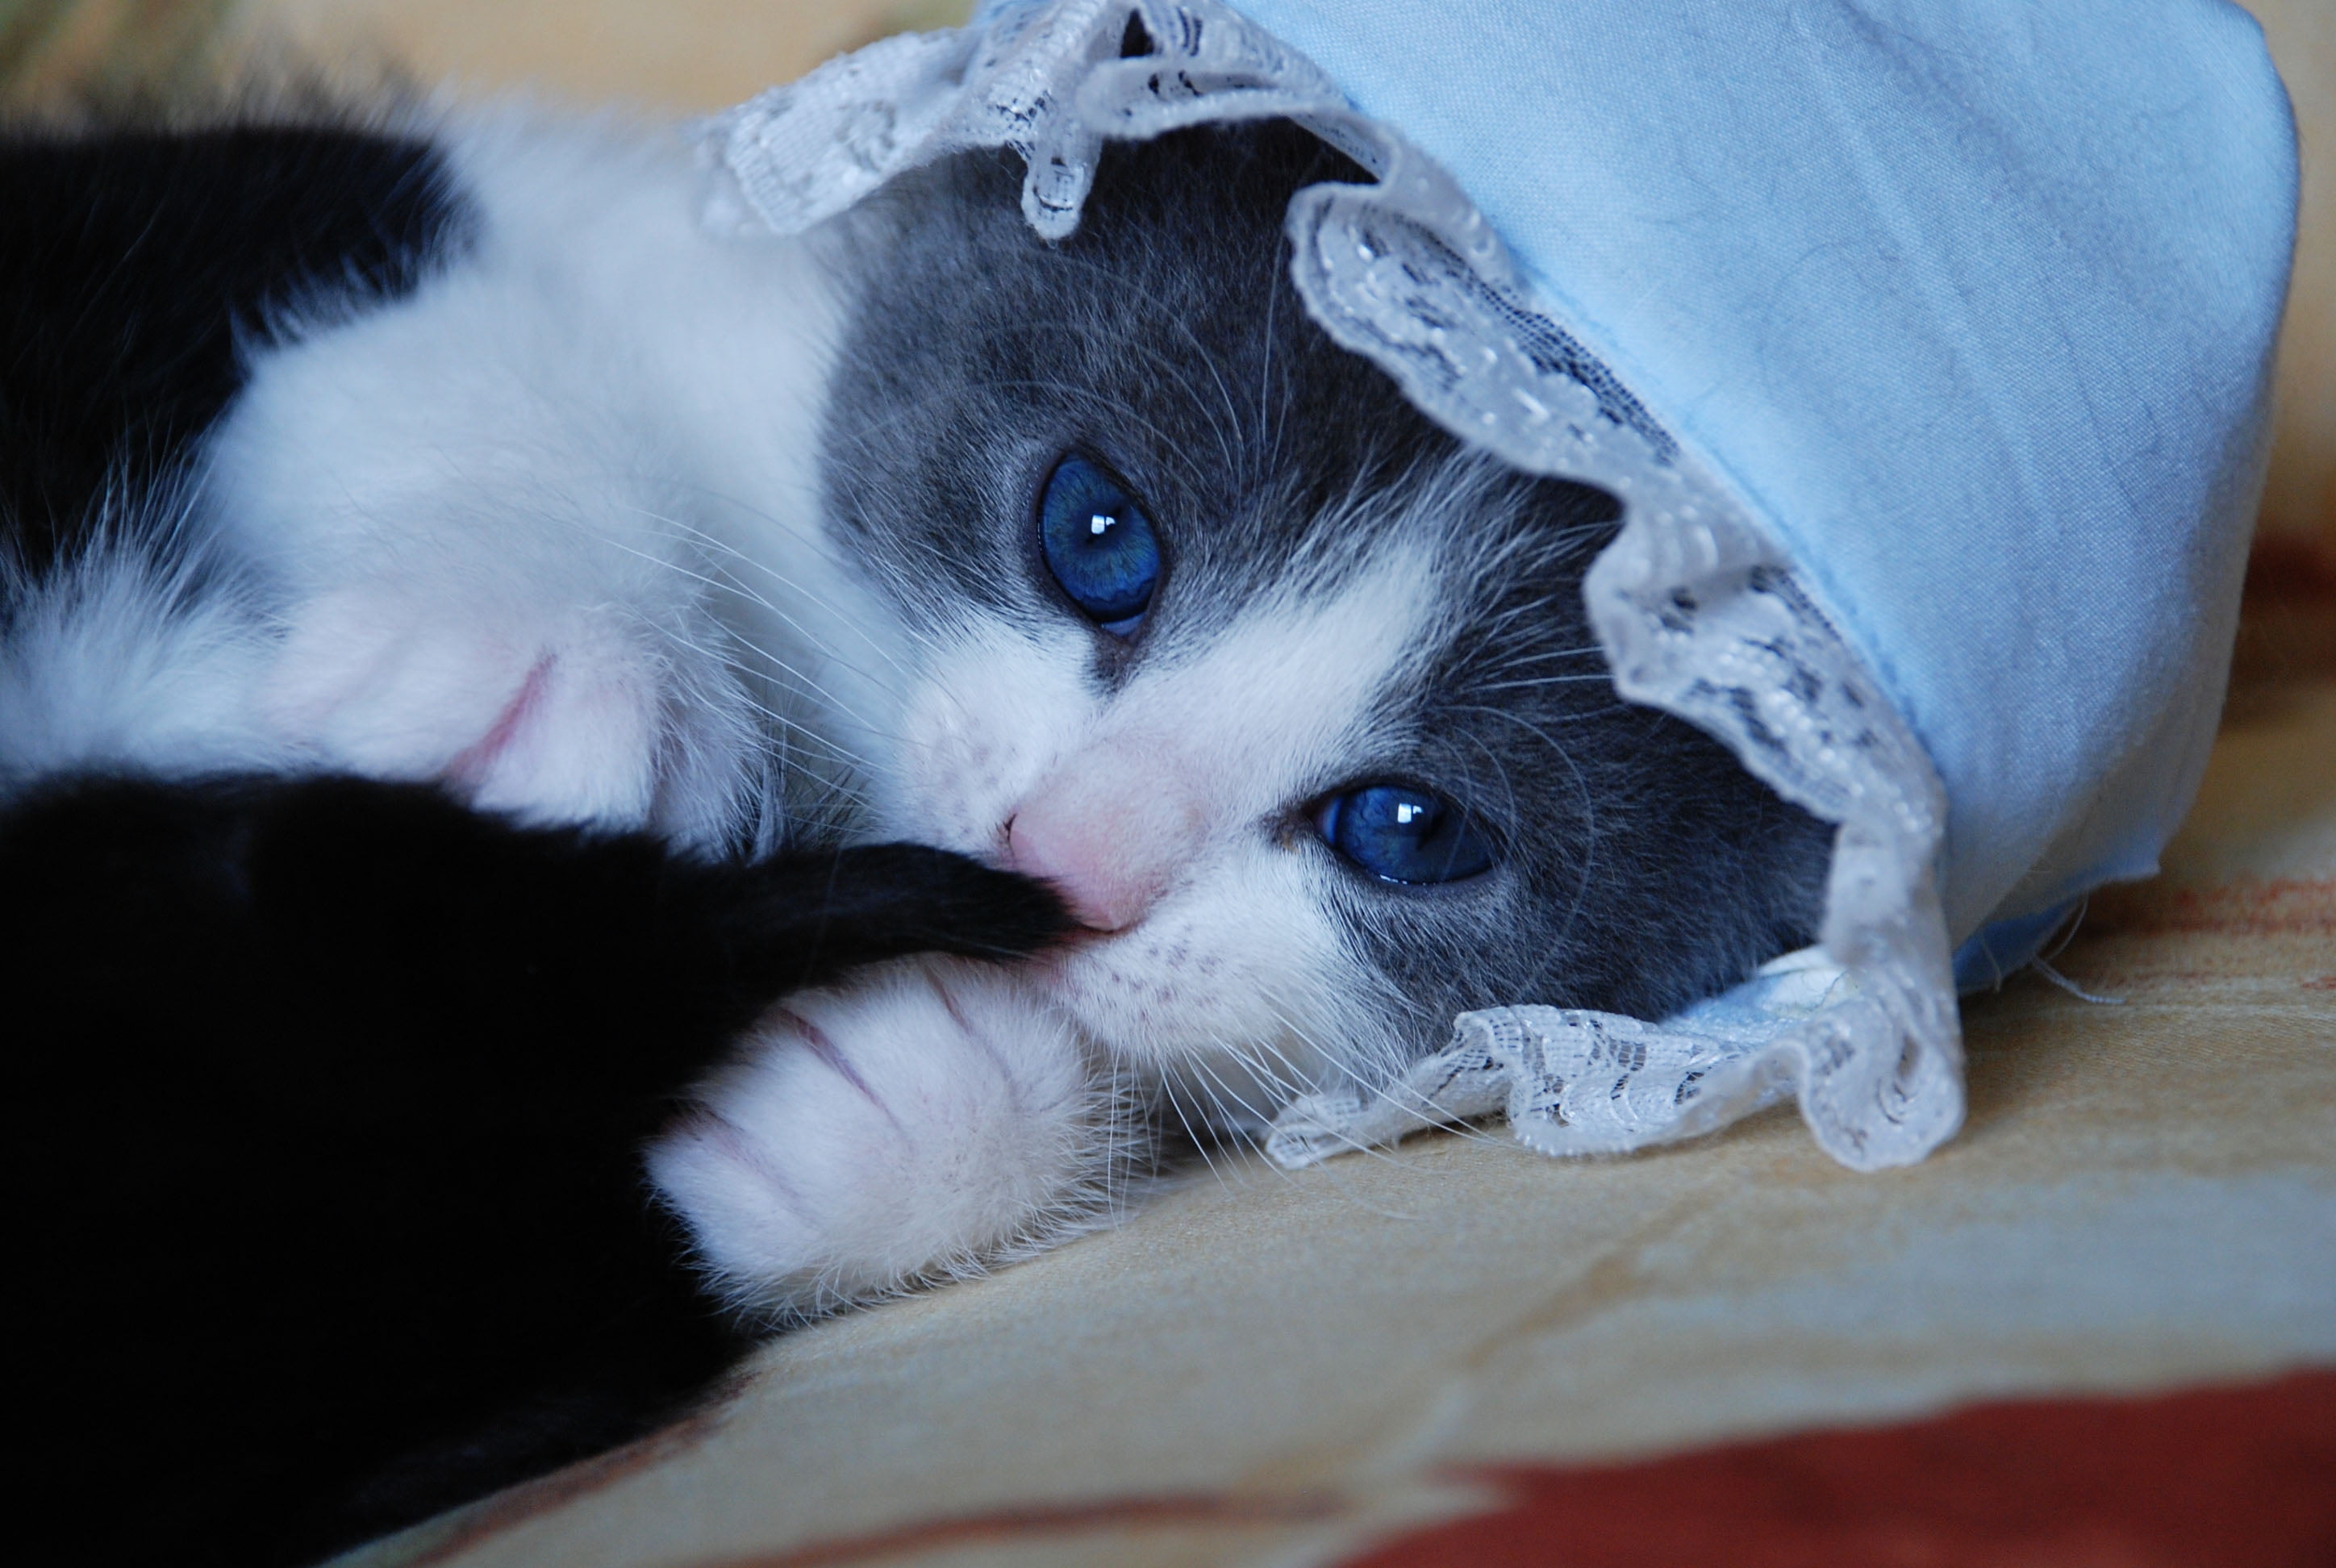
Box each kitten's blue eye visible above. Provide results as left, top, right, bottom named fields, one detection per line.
left=1316, top=784, right=1495, bottom=886
left=1039, top=455, right=1160, bottom=636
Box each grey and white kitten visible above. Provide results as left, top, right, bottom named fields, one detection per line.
left=13, top=110, right=1829, bottom=1314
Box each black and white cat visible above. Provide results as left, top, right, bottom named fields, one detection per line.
left=3, top=96, right=1828, bottom=1564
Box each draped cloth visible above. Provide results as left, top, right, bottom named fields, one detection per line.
left=699, top=0, right=2297, bottom=1170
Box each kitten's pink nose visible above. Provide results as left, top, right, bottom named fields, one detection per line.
left=1005, top=749, right=1204, bottom=933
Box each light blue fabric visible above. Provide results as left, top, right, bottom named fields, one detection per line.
left=1194, top=0, right=2296, bottom=956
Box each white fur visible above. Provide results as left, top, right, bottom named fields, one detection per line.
left=11, top=110, right=1466, bottom=1314
left=645, top=557, right=1443, bottom=1313
left=646, top=958, right=1114, bottom=1318
left=0, top=536, right=302, bottom=786
left=890, top=554, right=1440, bottom=1078
left=206, top=111, right=874, bottom=847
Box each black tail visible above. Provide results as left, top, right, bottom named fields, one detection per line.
left=2, top=771, right=1069, bottom=1566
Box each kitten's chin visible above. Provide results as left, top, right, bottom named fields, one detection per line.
left=1016, top=924, right=1355, bottom=1103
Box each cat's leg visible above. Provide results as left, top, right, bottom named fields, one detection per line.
left=197, top=115, right=851, bottom=845
left=257, top=586, right=723, bottom=832
left=649, top=957, right=1129, bottom=1317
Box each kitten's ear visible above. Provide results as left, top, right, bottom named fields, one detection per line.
left=715, top=844, right=1074, bottom=996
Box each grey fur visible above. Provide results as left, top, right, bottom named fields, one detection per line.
left=825, top=121, right=1833, bottom=1052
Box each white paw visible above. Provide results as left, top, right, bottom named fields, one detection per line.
left=261, top=590, right=665, bottom=828
left=648, top=957, right=1112, bottom=1318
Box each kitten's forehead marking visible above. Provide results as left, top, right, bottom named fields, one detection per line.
left=1117, top=540, right=1443, bottom=819
left=892, top=537, right=1442, bottom=849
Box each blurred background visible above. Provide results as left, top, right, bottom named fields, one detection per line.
left=3, top=0, right=2329, bottom=683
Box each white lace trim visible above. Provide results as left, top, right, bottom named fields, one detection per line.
left=700, top=0, right=1963, bottom=1173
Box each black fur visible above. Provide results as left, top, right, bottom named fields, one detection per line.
left=0, top=123, right=468, bottom=565
left=4, top=774, right=1067, bottom=1566
left=1, top=120, right=1067, bottom=1566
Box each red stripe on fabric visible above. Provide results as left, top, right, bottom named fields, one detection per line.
left=1338, top=1370, right=2336, bottom=1568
